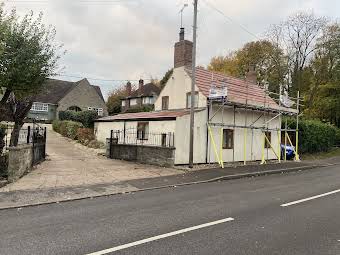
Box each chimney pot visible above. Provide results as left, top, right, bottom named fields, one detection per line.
left=179, top=27, right=185, bottom=41
left=138, top=79, right=144, bottom=95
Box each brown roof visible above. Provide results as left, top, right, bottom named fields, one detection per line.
left=128, top=83, right=161, bottom=98
left=187, top=67, right=279, bottom=109
left=96, top=108, right=204, bottom=122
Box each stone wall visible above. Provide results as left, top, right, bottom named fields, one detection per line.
left=7, top=144, right=33, bottom=182
left=107, top=142, right=175, bottom=167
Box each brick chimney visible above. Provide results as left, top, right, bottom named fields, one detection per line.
left=245, top=65, right=257, bottom=84
left=138, top=79, right=144, bottom=96
left=174, top=28, right=193, bottom=69
left=126, top=81, right=132, bottom=96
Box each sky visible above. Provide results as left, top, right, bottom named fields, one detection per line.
left=4, top=0, right=340, bottom=99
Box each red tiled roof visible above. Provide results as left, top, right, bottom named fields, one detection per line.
left=188, top=67, right=279, bottom=109
left=96, top=109, right=203, bottom=122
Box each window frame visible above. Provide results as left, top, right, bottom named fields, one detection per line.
left=186, top=91, right=199, bottom=108
left=31, top=102, right=48, bottom=112
left=162, top=96, right=169, bottom=110
left=222, top=129, right=234, bottom=149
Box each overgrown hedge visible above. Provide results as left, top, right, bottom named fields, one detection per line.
left=59, top=110, right=98, bottom=128
left=52, top=120, right=104, bottom=149
left=285, top=119, right=339, bottom=153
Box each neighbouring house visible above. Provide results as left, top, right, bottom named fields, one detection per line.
left=27, top=78, right=108, bottom=122
left=121, top=79, right=161, bottom=112
left=95, top=27, right=297, bottom=166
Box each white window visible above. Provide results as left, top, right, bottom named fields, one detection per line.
left=88, top=107, right=104, bottom=116
left=122, top=100, right=126, bottom=107
left=130, top=98, right=137, bottom=106
left=31, top=102, right=48, bottom=112
left=143, top=97, right=152, bottom=104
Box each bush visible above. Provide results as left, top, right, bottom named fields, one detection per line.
left=52, top=120, right=61, bottom=133
left=58, top=110, right=98, bottom=128
left=336, top=129, right=340, bottom=147
left=77, top=128, right=95, bottom=145
left=284, top=118, right=338, bottom=153
left=65, top=121, right=84, bottom=139
left=53, top=120, right=83, bottom=140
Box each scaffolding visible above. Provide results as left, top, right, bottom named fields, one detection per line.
left=207, top=77, right=301, bottom=168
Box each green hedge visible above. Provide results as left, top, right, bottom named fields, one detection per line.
left=52, top=120, right=83, bottom=140
left=285, top=119, right=338, bottom=153
left=59, top=110, right=98, bottom=128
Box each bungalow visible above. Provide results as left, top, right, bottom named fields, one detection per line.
left=28, top=78, right=108, bottom=122
left=95, top=28, right=298, bottom=166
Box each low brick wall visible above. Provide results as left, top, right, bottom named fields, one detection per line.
left=7, top=144, right=33, bottom=183
left=107, top=142, right=175, bottom=167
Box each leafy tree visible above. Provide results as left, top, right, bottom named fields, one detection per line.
left=159, top=69, right=173, bottom=89
left=208, top=40, right=286, bottom=92
left=106, top=85, right=128, bottom=114
left=0, top=7, right=63, bottom=145
left=304, top=23, right=340, bottom=126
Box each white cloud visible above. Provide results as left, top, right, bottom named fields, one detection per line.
left=4, top=0, right=339, bottom=99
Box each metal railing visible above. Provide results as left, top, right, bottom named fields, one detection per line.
left=1, top=123, right=46, bottom=164
left=109, top=129, right=175, bottom=148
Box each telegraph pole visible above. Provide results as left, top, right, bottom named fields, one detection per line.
left=189, top=0, right=198, bottom=168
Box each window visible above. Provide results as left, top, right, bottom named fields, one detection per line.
left=121, top=100, right=126, bottom=107
left=137, top=122, right=149, bottom=140
left=130, top=98, right=137, bottom=106
left=223, top=129, right=234, bottom=149
left=68, top=106, right=82, bottom=112
left=162, top=96, right=169, bottom=110
left=186, top=92, right=199, bottom=108
left=88, top=107, right=104, bottom=116
left=31, top=102, right=48, bottom=112
left=265, top=131, right=272, bottom=148
left=143, top=97, right=151, bottom=105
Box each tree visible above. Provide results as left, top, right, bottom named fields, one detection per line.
left=267, top=12, right=327, bottom=95
left=0, top=7, right=63, bottom=145
left=208, top=40, right=286, bottom=92
left=304, top=23, right=340, bottom=126
left=159, top=69, right=173, bottom=89
left=106, top=85, right=128, bottom=115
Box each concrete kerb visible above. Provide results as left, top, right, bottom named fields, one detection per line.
left=0, top=162, right=338, bottom=211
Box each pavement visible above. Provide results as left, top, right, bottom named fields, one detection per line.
left=0, top=164, right=339, bottom=254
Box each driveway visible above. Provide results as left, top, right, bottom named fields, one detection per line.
left=0, top=125, right=183, bottom=192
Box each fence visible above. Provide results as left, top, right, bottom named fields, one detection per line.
left=107, top=129, right=176, bottom=167
left=1, top=123, right=46, bottom=165
left=109, top=129, right=175, bottom=148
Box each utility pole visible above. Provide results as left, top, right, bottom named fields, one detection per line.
left=189, top=0, right=198, bottom=168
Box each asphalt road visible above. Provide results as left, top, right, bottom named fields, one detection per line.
left=0, top=165, right=339, bottom=255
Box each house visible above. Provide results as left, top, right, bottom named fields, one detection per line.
left=121, top=79, right=160, bottom=112
left=94, top=28, right=298, bottom=166
left=27, top=78, right=108, bottom=122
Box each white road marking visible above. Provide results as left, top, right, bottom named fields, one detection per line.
left=85, top=217, right=234, bottom=255
left=281, top=189, right=340, bottom=207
